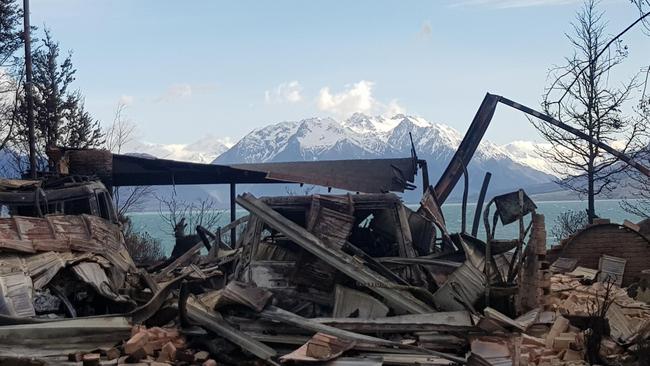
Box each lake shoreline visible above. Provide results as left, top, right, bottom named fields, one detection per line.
left=127, top=199, right=645, bottom=255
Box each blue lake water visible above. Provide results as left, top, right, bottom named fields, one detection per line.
left=127, top=199, right=643, bottom=255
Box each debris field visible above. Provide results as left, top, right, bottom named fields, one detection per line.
left=6, top=93, right=650, bottom=365
left=0, top=175, right=649, bottom=366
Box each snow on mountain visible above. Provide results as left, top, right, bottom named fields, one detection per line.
left=215, top=113, right=557, bottom=201
left=123, top=135, right=232, bottom=164
left=500, top=140, right=558, bottom=177
left=343, top=113, right=431, bottom=134
left=121, top=114, right=559, bottom=190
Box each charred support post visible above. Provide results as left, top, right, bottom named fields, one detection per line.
left=23, top=0, right=36, bottom=178
left=418, top=159, right=429, bottom=194
left=471, top=172, right=491, bottom=237
left=460, top=158, right=469, bottom=234
left=230, top=183, right=236, bottom=245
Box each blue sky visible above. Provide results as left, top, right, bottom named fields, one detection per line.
left=29, top=0, right=649, bottom=145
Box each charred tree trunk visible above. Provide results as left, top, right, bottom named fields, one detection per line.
left=588, top=158, right=595, bottom=223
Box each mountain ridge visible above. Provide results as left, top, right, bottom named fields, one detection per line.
left=212, top=113, right=558, bottom=202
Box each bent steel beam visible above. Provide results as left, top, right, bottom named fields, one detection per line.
left=498, top=96, right=650, bottom=178
left=434, top=93, right=650, bottom=205
left=434, top=93, right=500, bottom=204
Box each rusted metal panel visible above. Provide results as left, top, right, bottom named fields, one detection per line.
left=112, top=154, right=418, bottom=193
left=0, top=317, right=131, bottom=358
left=433, top=261, right=486, bottom=312
left=0, top=272, right=35, bottom=317
left=218, top=281, right=273, bottom=312
left=492, top=191, right=537, bottom=225
left=307, top=196, right=355, bottom=249
left=332, top=285, right=389, bottom=319
left=71, top=262, right=129, bottom=303
left=262, top=193, right=403, bottom=211
left=0, top=214, right=125, bottom=256
left=418, top=186, right=446, bottom=226
left=232, top=157, right=418, bottom=193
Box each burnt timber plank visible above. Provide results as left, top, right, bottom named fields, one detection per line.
left=260, top=306, right=393, bottom=345
left=311, top=311, right=475, bottom=333
left=259, top=306, right=466, bottom=365
left=236, top=193, right=433, bottom=314
left=186, top=297, right=278, bottom=363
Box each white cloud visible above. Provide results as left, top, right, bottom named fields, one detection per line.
left=318, top=80, right=374, bottom=117
left=419, top=21, right=432, bottom=39
left=157, top=83, right=193, bottom=102
left=385, top=99, right=406, bottom=116
left=317, top=80, right=405, bottom=118
left=449, top=0, right=580, bottom=8
left=156, top=83, right=216, bottom=102
left=118, top=95, right=134, bottom=106
left=265, top=81, right=303, bottom=104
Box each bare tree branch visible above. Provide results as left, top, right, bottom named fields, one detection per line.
left=532, top=0, right=644, bottom=222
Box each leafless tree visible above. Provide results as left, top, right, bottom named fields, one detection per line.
left=285, top=184, right=318, bottom=196
left=550, top=210, right=589, bottom=242
left=0, top=68, right=20, bottom=150
left=0, top=69, right=25, bottom=178
left=617, top=2, right=650, bottom=218
left=119, top=215, right=164, bottom=265
left=620, top=139, right=650, bottom=219
left=156, top=192, right=223, bottom=236
left=114, top=186, right=154, bottom=217
left=630, top=1, right=650, bottom=117
left=631, top=0, right=650, bottom=35
left=104, top=102, right=153, bottom=215
left=532, top=0, right=644, bottom=223
left=105, top=102, right=136, bottom=154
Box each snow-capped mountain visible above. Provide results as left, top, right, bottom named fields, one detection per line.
left=122, top=135, right=232, bottom=164
left=215, top=113, right=558, bottom=201
left=500, top=141, right=557, bottom=177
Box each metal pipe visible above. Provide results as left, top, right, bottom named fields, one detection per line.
left=471, top=172, right=491, bottom=237
left=23, top=0, right=36, bottom=178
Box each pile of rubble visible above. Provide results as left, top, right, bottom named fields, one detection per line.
left=471, top=269, right=650, bottom=366
left=2, top=176, right=650, bottom=366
